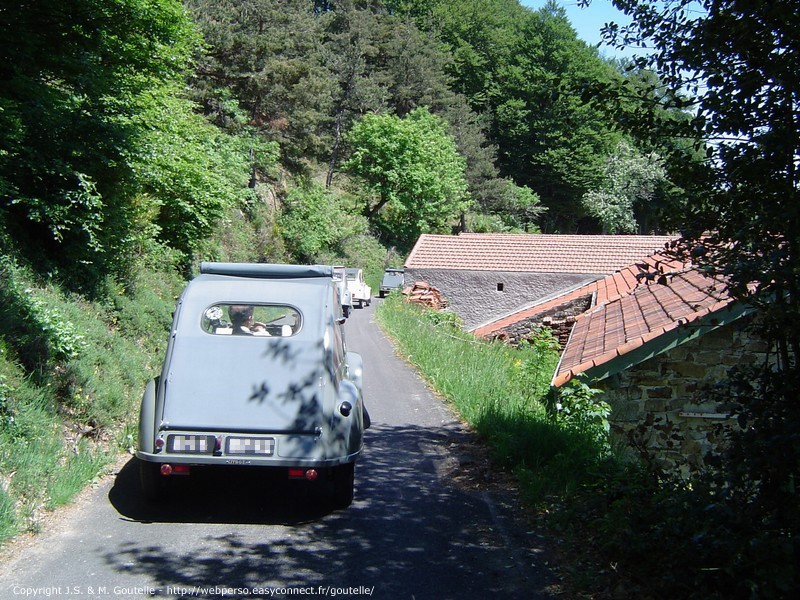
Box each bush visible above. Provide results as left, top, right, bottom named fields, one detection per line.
left=278, top=180, right=368, bottom=263
left=198, top=197, right=289, bottom=265
left=555, top=379, right=611, bottom=454
left=550, top=364, right=800, bottom=599
left=0, top=258, right=86, bottom=372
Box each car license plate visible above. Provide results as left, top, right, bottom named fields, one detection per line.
left=167, top=434, right=215, bottom=454
left=226, top=437, right=275, bottom=456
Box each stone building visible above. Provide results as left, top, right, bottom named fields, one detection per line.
left=475, top=250, right=765, bottom=477
left=470, top=252, right=676, bottom=343
left=590, top=319, right=766, bottom=477
left=404, top=233, right=675, bottom=329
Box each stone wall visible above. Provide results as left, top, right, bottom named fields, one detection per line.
left=404, top=268, right=597, bottom=330
left=596, top=316, right=769, bottom=478
left=487, top=294, right=594, bottom=348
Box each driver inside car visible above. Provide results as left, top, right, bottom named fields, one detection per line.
left=228, top=304, right=269, bottom=335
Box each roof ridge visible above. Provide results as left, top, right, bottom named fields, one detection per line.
left=405, top=233, right=678, bottom=273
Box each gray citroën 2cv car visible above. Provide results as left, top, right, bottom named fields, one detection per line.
left=136, top=262, right=368, bottom=508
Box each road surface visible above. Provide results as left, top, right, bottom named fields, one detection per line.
left=0, top=300, right=556, bottom=599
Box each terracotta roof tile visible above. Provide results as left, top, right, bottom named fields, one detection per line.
left=552, top=265, right=735, bottom=387
left=527, top=251, right=744, bottom=389
left=406, top=233, right=676, bottom=274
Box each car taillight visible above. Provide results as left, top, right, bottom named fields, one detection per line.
left=159, top=463, right=190, bottom=476
left=288, top=468, right=318, bottom=481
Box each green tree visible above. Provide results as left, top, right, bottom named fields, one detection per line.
left=406, top=0, right=528, bottom=112
left=489, top=1, right=623, bottom=231
left=604, top=0, right=800, bottom=356
left=581, top=140, right=667, bottom=233
left=0, top=0, right=200, bottom=289
left=278, top=180, right=368, bottom=262
left=438, top=96, right=546, bottom=232
left=380, top=15, right=455, bottom=118
left=344, top=107, right=468, bottom=248
left=132, top=90, right=278, bottom=259
left=501, top=181, right=546, bottom=232
left=321, top=0, right=388, bottom=186
left=187, top=0, right=335, bottom=168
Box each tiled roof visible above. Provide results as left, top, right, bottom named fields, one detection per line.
left=552, top=263, right=736, bottom=387
left=472, top=253, right=686, bottom=336
left=405, top=233, right=676, bottom=274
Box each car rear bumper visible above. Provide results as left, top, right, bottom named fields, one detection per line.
left=135, top=448, right=361, bottom=468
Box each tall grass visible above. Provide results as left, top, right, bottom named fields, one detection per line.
left=0, top=256, right=182, bottom=543
left=46, top=441, right=112, bottom=508
left=375, top=295, right=608, bottom=503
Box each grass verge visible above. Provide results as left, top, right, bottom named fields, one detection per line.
left=0, top=255, right=183, bottom=544
left=374, top=294, right=608, bottom=504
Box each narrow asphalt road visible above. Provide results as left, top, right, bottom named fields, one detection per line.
left=0, top=299, right=557, bottom=599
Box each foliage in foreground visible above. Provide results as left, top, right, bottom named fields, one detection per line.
left=577, top=2, right=800, bottom=596
left=555, top=365, right=800, bottom=599
left=374, top=294, right=610, bottom=503
left=544, top=361, right=798, bottom=599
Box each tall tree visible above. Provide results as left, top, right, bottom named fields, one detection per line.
left=344, top=106, right=468, bottom=248
left=581, top=139, right=667, bottom=233
left=0, top=0, right=201, bottom=288
left=603, top=0, right=800, bottom=359
left=322, top=0, right=388, bottom=186
left=380, top=15, right=455, bottom=117
left=489, top=1, right=624, bottom=231
left=596, top=1, right=800, bottom=592
left=187, top=0, right=336, bottom=167
left=402, top=0, right=528, bottom=112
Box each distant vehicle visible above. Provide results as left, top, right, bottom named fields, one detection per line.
left=346, top=267, right=372, bottom=308
left=379, top=268, right=404, bottom=298
left=136, top=262, right=368, bottom=508
left=333, top=265, right=354, bottom=317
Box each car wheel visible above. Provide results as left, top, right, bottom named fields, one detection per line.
left=331, top=462, right=355, bottom=508
left=139, top=459, right=168, bottom=501
left=379, top=291, right=385, bottom=298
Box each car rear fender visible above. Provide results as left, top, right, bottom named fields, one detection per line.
left=347, top=352, right=372, bottom=429
left=345, top=351, right=370, bottom=429
left=346, top=351, right=364, bottom=392
left=328, top=379, right=364, bottom=456
left=138, top=377, right=158, bottom=454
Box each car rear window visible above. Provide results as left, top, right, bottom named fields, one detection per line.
left=202, top=304, right=301, bottom=337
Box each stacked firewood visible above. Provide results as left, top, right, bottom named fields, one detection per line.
left=402, top=281, right=446, bottom=309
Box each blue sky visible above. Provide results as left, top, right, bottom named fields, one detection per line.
left=519, top=0, right=635, bottom=58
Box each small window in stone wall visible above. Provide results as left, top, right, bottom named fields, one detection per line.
left=497, top=283, right=504, bottom=292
